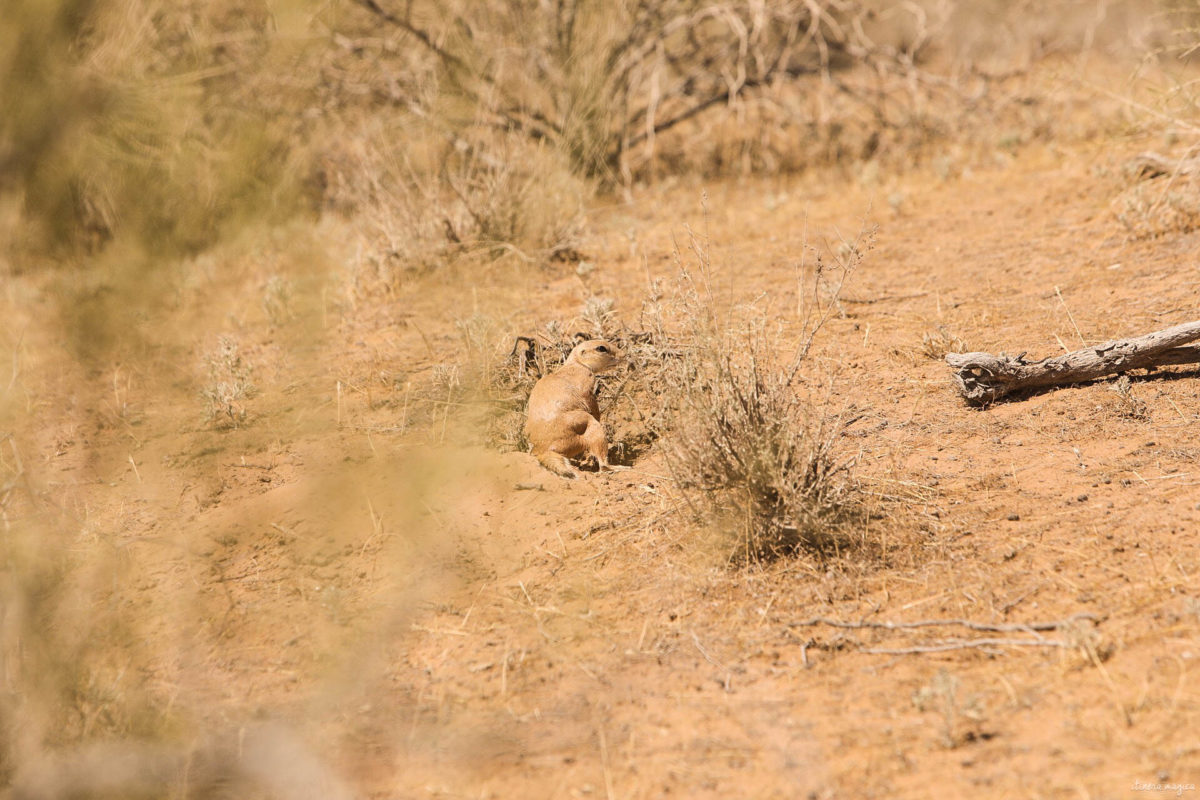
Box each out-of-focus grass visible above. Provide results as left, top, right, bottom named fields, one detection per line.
left=2, top=0, right=300, bottom=260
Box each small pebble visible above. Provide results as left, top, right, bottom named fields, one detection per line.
left=1006, top=513, right=1020, bottom=521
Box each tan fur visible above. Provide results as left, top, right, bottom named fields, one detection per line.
left=524, top=339, right=622, bottom=478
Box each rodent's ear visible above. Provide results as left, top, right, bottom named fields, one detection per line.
left=573, top=332, right=589, bottom=344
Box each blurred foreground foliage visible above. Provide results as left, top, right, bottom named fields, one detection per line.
left=1, top=0, right=303, bottom=262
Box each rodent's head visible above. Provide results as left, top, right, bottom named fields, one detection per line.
left=568, top=339, right=621, bottom=374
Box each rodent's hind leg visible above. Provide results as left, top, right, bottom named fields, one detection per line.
left=582, top=417, right=626, bottom=472
left=535, top=449, right=578, bottom=479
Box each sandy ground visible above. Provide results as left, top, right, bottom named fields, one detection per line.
left=8, top=132, right=1200, bottom=799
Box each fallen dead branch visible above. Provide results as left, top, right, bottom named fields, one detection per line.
left=787, top=613, right=1098, bottom=655
left=785, top=612, right=1099, bottom=634
left=945, top=321, right=1200, bottom=403
left=861, top=638, right=1067, bottom=654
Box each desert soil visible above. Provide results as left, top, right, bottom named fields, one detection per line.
left=8, top=134, right=1200, bottom=799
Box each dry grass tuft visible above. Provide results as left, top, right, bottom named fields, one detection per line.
left=662, top=328, right=857, bottom=562
left=1108, top=374, right=1149, bottom=420
left=921, top=325, right=968, bottom=360
left=200, top=335, right=256, bottom=426
left=319, top=127, right=590, bottom=294
left=1114, top=169, right=1200, bottom=238
left=2, top=0, right=302, bottom=262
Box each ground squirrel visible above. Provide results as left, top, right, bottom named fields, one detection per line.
left=524, top=338, right=623, bottom=478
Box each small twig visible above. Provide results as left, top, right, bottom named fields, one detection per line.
left=1082, top=80, right=1200, bottom=135
left=595, top=712, right=616, bottom=800
left=841, top=291, right=929, bottom=305
left=691, top=631, right=725, bottom=669
left=1054, top=286, right=1086, bottom=346
left=997, top=584, right=1042, bottom=615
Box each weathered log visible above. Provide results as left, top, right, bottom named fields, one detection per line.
left=946, top=321, right=1200, bottom=403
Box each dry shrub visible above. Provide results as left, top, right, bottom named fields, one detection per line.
left=641, top=223, right=869, bottom=562
left=334, top=1, right=1164, bottom=184
left=1114, top=163, right=1200, bottom=238
left=11, top=725, right=355, bottom=800
left=1101, top=8, right=1200, bottom=239
left=316, top=123, right=589, bottom=296
left=0, top=446, right=175, bottom=784
left=0, top=387, right=464, bottom=795
left=343, top=0, right=950, bottom=182
left=664, top=324, right=855, bottom=561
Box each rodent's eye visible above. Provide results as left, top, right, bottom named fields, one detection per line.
left=596, top=345, right=609, bottom=353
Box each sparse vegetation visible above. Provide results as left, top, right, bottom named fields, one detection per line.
left=4, top=1, right=1200, bottom=798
